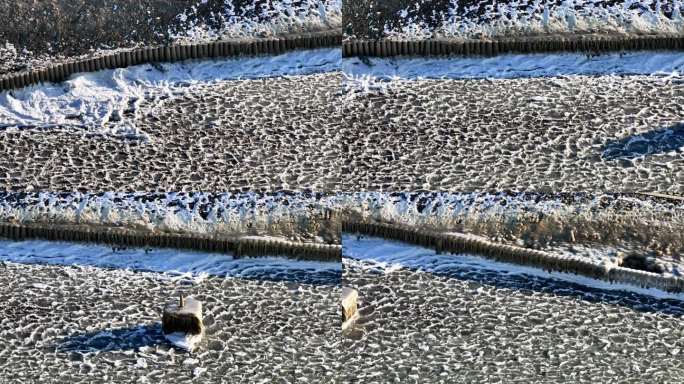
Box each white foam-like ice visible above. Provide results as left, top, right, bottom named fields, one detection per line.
left=382, top=0, right=684, bottom=39
left=0, top=48, right=341, bottom=138
left=343, top=234, right=684, bottom=301
left=0, top=239, right=340, bottom=283
left=170, top=0, right=342, bottom=43
left=341, top=192, right=684, bottom=227
left=343, top=51, right=684, bottom=91
left=0, top=192, right=337, bottom=237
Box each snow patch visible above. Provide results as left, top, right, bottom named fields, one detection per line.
left=165, top=332, right=203, bottom=352
left=0, top=49, right=340, bottom=138
left=382, top=0, right=684, bottom=40
left=170, top=0, right=342, bottom=43
left=0, top=239, right=340, bottom=282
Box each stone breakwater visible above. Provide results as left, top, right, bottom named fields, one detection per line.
left=0, top=30, right=341, bottom=92
left=0, top=222, right=341, bottom=262
left=0, top=191, right=681, bottom=258
left=343, top=34, right=684, bottom=58
left=343, top=220, right=684, bottom=293
left=341, top=192, right=684, bottom=254
left=0, top=0, right=342, bottom=76
left=0, top=191, right=341, bottom=245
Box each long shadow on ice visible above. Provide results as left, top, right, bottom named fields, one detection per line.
left=602, top=123, right=684, bottom=161
left=56, top=323, right=164, bottom=354
left=0, top=239, right=340, bottom=286
left=343, top=235, right=684, bottom=317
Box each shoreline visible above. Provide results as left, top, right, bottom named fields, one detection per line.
left=0, top=30, right=342, bottom=91
left=342, top=220, right=684, bottom=294
left=343, top=33, right=684, bottom=57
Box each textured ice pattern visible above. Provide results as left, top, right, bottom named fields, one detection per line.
left=341, top=53, right=684, bottom=194
left=0, top=71, right=342, bottom=191
left=342, top=236, right=684, bottom=382
left=0, top=244, right=340, bottom=383
left=0, top=48, right=340, bottom=138
left=340, top=66, right=684, bottom=193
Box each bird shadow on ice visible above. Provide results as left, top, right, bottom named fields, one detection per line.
left=343, top=235, right=684, bottom=318
left=601, top=123, right=684, bottom=161
left=55, top=323, right=167, bottom=354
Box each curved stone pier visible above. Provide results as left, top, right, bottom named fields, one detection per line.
left=343, top=34, right=684, bottom=58
left=0, top=222, right=341, bottom=261
left=0, top=30, right=342, bottom=91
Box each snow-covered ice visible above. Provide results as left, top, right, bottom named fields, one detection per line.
left=0, top=48, right=340, bottom=138
left=341, top=235, right=684, bottom=382
left=376, top=0, right=684, bottom=40
left=0, top=239, right=340, bottom=283
left=343, top=51, right=684, bottom=89
left=343, top=234, right=684, bottom=300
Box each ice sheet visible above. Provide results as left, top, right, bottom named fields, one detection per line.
left=342, top=51, right=684, bottom=94
left=0, top=239, right=340, bottom=283
left=0, top=258, right=339, bottom=382
left=0, top=48, right=341, bottom=138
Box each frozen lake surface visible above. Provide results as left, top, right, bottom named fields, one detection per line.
left=342, top=235, right=684, bottom=382
left=341, top=53, right=684, bottom=193
left=0, top=50, right=343, bottom=192
left=0, top=241, right=340, bottom=383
